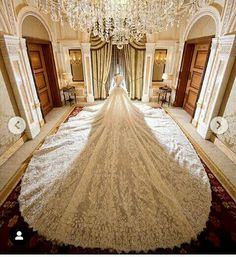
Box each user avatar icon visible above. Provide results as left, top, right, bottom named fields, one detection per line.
left=15, top=231, right=23, bottom=241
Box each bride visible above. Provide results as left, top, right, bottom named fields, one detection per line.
left=19, top=74, right=211, bottom=252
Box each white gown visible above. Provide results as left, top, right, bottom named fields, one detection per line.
left=19, top=81, right=211, bottom=252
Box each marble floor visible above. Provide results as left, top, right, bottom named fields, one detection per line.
left=0, top=102, right=235, bottom=205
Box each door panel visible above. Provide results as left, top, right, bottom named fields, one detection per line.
left=183, top=43, right=210, bottom=117
left=194, top=50, right=208, bottom=69
left=35, top=72, right=47, bottom=90
left=174, top=43, right=195, bottom=107
left=191, top=71, right=202, bottom=89
left=184, top=89, right=198, bottom=115
left=28, top=43, right=53, bottom=116
left=30, top=51, right=43, bottom=69
left=40, top=89, right=51, bottom=109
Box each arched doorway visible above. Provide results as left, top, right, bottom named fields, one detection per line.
left=22, top=15, right=61, bottom=117
left=174, top=15, right=217, bottom=118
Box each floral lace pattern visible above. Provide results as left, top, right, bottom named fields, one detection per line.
left=19, top=86, right=212, bottom=252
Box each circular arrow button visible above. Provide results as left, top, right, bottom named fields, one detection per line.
left=210, top=116, right=228, bottom=135
left=8, top=116, right=26, bottom=135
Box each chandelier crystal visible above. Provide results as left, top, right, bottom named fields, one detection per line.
left=35, top=0, right=212, bottom=48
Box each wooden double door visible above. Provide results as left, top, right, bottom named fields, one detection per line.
left=183, top=43, right=210, bottom=116
left=28, top=43, right=53, bottom=116
left=174, top=36, right=213, bottom=117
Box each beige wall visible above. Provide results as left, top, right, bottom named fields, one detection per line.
left=58, top=23, right=82, bottom=40
left=0, top=5, right=21, bottom=157
left=0, top=50, right=21, bottom=156
left=22, top=15, right=49, bottom=40
left=187, top=15, right=216, bottom=39
left=218, top=59, right=236, bottom=154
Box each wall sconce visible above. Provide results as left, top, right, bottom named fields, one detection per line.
left=154, top=50, right=167, bottom=65
left=69, top=50, right=82, bottom=65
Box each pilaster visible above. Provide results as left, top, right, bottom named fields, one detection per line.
left=196, top=34, right=236, bottom=139
left=221, top=0, right=235, bottom=35
left=81, top=43, right=94, bottom=102
left=2, top=0, right=17, bottom=35
left=0, top=35, right=41, bottom=139
left=142, top=43, right=155, bottom=102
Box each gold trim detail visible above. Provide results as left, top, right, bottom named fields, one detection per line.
left=40, top=119, right=45, bottom=127
left=192, top=119, right=198, bottom=128
left=32, top=102, right=40, bottom=109
left=164, top=108, right=236, bottom=202
left=0, top=107, right=75, bottom=207
left=196, top=102, right=203, bottom=108
left=0, top=134, right=27, bottom=167
left=211, top=135, right=236, bottom=165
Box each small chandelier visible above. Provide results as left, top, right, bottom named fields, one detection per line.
left=35, top=0, right=212, bottom=48
left=155, top=51, right=167, bottom=65
left=69, top=52, right=82, bottom=65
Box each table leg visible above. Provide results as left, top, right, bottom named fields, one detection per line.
left=63, top=93, right=66, bottom=105
left=74, top=93, right=77, bottom=104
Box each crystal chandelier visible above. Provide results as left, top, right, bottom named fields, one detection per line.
left=35, top=0, right=212, bottom=48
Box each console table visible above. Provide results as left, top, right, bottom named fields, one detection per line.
left=62, top=86, right=77, bottom=105
left=157, top=86, right=172, bottom=106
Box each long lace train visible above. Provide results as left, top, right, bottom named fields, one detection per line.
left=19, top=86, right=211, bottom=252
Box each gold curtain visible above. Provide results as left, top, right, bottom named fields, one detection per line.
left=106, top=47, right=129, bottom=95
left=124, top=45, right=145, bottom=100
left=91, top=41, right=112, bottom=99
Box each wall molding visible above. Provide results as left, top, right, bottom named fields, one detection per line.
left=211, top=135, right=236, bottom=165
left=183, top=6, right=221, bottom=42
left=0, top=134, right=27, bottom=167
left=0, top=4, right=11, bottom=33
left=16, top=5, right=55, bottom=42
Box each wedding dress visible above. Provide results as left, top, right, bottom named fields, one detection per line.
left=19, top=76, right=211, bottom=252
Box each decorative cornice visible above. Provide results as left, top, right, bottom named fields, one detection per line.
left=0, top=36, right=20, bottom=57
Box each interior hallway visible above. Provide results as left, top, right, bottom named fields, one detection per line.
left=1, top=102, right=235, bottom=206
